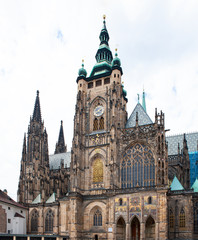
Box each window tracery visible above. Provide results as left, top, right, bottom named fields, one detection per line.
left=169, top=208, right=174, bottom=228
left=93, top=158, right=103, bottom=183
left=31, top=210, right=38, bottom=232
left=179, top=208, right=185, bottom=228
left=45, top=209, right=54, bottom=233
left=121, top=143, right=155, bottom=188
left=93, top=209, right=102, bottom=226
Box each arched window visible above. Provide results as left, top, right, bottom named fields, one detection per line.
left=31, top=210, right=38, bottom=232
left=119, top=198, right=123, bottom=206
left=93, top=158, right=103, bottom=183
left=99, top=117, right=104, bottom=130
left=169, top=208, right=174, bottom=228
left=121, top=143, right=155, bottom=188
left=93, top=118, right=98, bottom=131
left=148, top=197, right=152, bottom=204
left=93, top=209, right=102, bottom=226
left=45, top=209, right=54, bottom=233
left=179, top=208, right=185, bottom=228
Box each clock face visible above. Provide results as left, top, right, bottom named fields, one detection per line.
left=94, top=105, right=104, bottom=117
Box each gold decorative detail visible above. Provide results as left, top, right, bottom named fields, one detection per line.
left=95, top=148, right=100, bottom=154
left=93, top=158, right=103, bottom=183
left=92, top=134, right=100, bottom=144
left=103, top=15, right=106, bottom=20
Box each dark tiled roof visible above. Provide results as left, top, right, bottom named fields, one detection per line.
left=49, top=152, right=71, bottom=169
left=126, top=103, right=153, bottom=128
left=14, top=212, right=25, bottom=218
left=166, top=132, right=198, bottom=155
left=0, top=190, right=27, bottom=209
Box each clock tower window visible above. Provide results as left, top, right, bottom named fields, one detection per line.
left=99, top=117, right=104, bottom=130
left=93, top=118, right=98, bottom=131
left=93, top=117, right=104, bottom=131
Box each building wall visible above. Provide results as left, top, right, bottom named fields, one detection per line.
left=0, top=202, right=27, bottom=234
left=168, top=193, right=194, bottom=240
left=0, top=205, right=7, bottom=233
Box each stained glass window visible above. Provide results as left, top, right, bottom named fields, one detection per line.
left=121, top=143, right=155, bottom=188
left=31, top=210, right=38, bottom=232
left=45, top=209, right=54, bottom=233
left=93, top=209, right=102, bottom=226
left=179, top=208, right=185, bottom=228
left=169, top=208, right=174, bottom=228
left=93, top=159, right=103, bottom=183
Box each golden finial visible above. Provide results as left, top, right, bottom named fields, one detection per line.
left=103, top=14, right=106, bottom=20
left=115, top=48, right=117, bottom=52
left=82, top=59, right=84, bottom=63
left=122, top=81, right=124, bottom=85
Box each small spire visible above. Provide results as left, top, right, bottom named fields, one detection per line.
left=103, top=15, right=106, bottom=29
left=22, top=133, right=26, bottom=155
left=137, top=94, right=140, bottom=103
left=115, top=48, right=118, bottom=57
left=142, top=89, right=146, bottom=112
left=32, top=90, right=42, bottom=123
left=55, top=121, right=67, bottom=154
left=78, top=59, right=87, bottom=77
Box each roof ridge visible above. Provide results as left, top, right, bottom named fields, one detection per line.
left=167, top=131, right=198, bottom=137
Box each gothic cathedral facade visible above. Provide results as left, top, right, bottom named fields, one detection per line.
left=18, top=17, right=197, bottom=240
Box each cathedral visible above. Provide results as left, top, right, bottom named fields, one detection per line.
left=17, top=17, right=198, bottom=240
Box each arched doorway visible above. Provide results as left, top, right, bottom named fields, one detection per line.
left=145, top=216, right=155, bottom=240
left=116, top=217, right=126, bottom=240
left=131, top=216, right=140, bottom=240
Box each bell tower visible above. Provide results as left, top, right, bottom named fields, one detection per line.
left=70, top=16, right=128, bottom=193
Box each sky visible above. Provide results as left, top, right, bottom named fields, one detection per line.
left=0, top=0, right=198, bottom=200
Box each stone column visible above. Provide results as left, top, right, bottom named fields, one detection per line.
left=141, top=222, right=145, bottom=240
left=126, top=222, right=130, bottom=240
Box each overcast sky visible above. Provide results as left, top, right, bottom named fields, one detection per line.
left=1, top=0, right=198, bottom=200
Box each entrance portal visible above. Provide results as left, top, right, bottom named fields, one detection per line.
left=116, top=217, right=126, bottom=240
left=131, top=216, right=140, bottom=240
left=145, top=216, right=155, bottom=240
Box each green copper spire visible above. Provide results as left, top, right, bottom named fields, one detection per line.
left=95, top=15, right=113, bottom=63
left=112, top=48, right=121, bottom=67
left=142, top=89, right=146, bottom=112
left=90, top=15, right=113, bottom=77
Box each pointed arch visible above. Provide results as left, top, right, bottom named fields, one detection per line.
left=45, top=209, right=54, bottom=233
left=99, top=117, right=104, bottom=130
left=145, top=216, right=155, bottom=240
left=121, top=143, right=155, bottom=188
left=93, top=118, right=99, bottom=131
left=131, top=216, right=140, bottom=240
left=93, top=209, right=102, bottom=226
left=116, top=216, right=126, bottom=240
left=31, top=209, right=39, bottom=232
left=179, top=208, right=185, bottom=228
left=93, top=158, right=103, bottom=183
left=169, top=208, right=174, bottom=229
